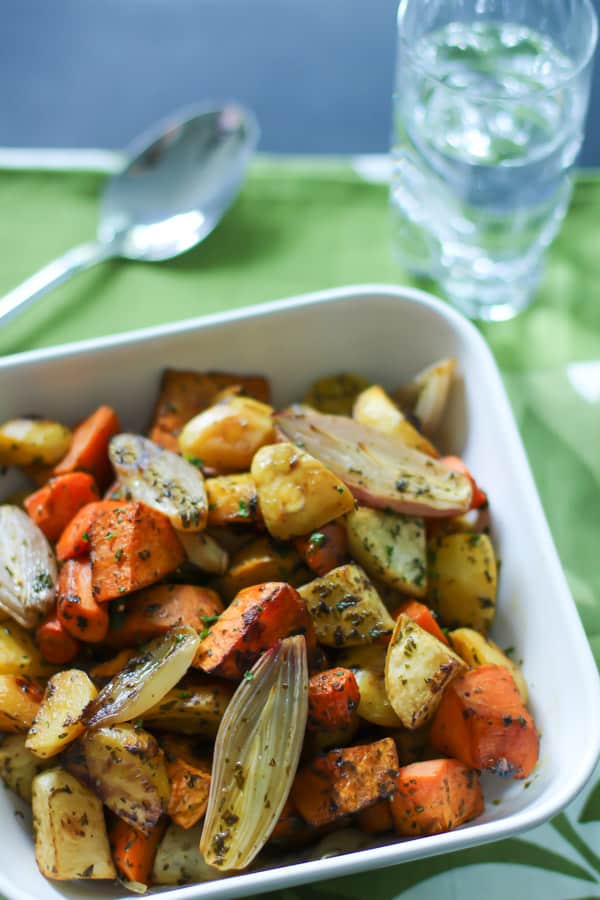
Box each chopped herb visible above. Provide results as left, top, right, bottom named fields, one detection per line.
left=105, top=531, right=115, bottom=540
left=308, top=532, right=326, bottom=548
left=82, top=531, right=90, bottom=543
left=336, top=485, right=345, bottom=494
left=201, top=614, right=220, bottom=625
left=114, top=548, right=123, bottom=562
left=243, top=670, right=254, bottom=681
left=237, top=499, right=251, bottom=518
left=185, top=455, right=204, bottom=469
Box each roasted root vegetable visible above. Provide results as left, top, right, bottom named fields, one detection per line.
left=275, top=406, right=472, bottom=517
left=106, top=583, right=223, bottom=648
left=109, top=817, right=167, bottom=885
left=295, top=521, right=349, bottom=576
left=153, top=822, right=225, bottom=885
left=394, top=358, right=456, bottom=436
left=304, top=372, right=371, bottom=415
left=356, top=799, right=394, bottom=834
left=25, top=669, right=96, bottom=758
left=385, top=613, right=466, bottom=730
left=35, top=614, right=80, bottom=665
left=441, top=456, right=487, bottom=509
left=179, top=395, right=276, bottom=473
left=149, top=368, right=270, bottom=452
left=395, top=599, right=449, bottom=646
left=0, top=506, right=57, bottom=627
left=144, top=679, right=234, bottom=736
left=0, top=620, right=57, bottom=677
left=32, top=768, right=116, bottom=880
left=24, top=473, right=99, bottom=542
left=205, top=473, right=262, bottom=527
left=337, top=645, right=402, bottom=728
left=308, top=668, right=360, bottom=731
left=430, top=665, right=539, bottom=779
left=0, top=674, right=43, bottom=732
left=346, top=507, right=427, bottom=597
left=449, top=628, right=528, bottom=702
left=55, top=500, right=123, bottom=561
left=53, top=404, right=120, bottom=489
left=166, top=755, right=211, bottom=829
left=194, top=581, right=316, bottom=680
left=0, top=734, right=49, bottom=802
left=89, top=501, right=185, bottom=602
left=109, top=434, right=208, bottom=531
left=56, top=559, right=109, bottom=643
left=178, top=530, right=229, bottom=575
left=291, top=737, right=399, bottom=827
left=212, top=536, right=307, bottom=602
left=353, top=385, right=438, bottom=457
left=251, top=442, right=354, bottom=540
left=298, top=564, right=395, bottom=647
left=428, top=532, right=497, bottom=632
left=390, top=758, right=483, bottom=836
left=0, top=418, right=72, bottom=467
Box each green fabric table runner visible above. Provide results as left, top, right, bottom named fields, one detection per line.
left=0, top=159, right=598, bottom=899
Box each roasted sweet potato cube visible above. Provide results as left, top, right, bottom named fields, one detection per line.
left=89, top=502, right=185, bottom=602
left=193, top=581, right=316, bottom=680
left=107, top=584, right=223, bottom=647
left=166, top=757, right=211, bottom=829
left=390, top=758, right=484, bottom=835
left=270, top=798, right=317, bottom=847
left=308, top=668, right=360, bottom=731
left=291, top=738, right=399, bottom=827
left=356, top=799, right=394, bottom=834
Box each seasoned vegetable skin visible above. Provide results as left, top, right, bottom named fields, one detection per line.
left=428, top=532, right=497, bottom=632
left=89, top=501, right=185, bottom=602
left=353, top=385, right=439, bottom=457
left=430, top=665, right=539, bottom=779
left=298, top=564, right=395, bottom=647
left=0, top=418, right=72, bottom=467
left=449, top=628, right=528, bottom=702
left=390, top=758, right=483, bottom=835
left=56, top=559, right=109, bottom=643
left=54, top=404, right=120, bottom=489
left=26, top=669, right=97, bottom=758
left=149, top=368, right=270, bottom=452
left=144, top=679, right=234, bottom=736
left=346, top=507, right=427, bottom=597
left=32, top=767, right=116, bottom=880
left=106, top=583, right=223, bottom=648
left=109, top=817, right=167, bottom=885
left=308, top=668, right=360, bottom=731
left=291, top=738, right=399, bottom=827
left=0, top=674, right=43, bottom=732
left=295, top=521, right=349, bottom=576
left=24, top=473, right=99, bottom=542
left=0, top=734, right=49, bottom=802
left=252, top=442, right=354, bottom=540
left=193, top=581, right=316, bottom=680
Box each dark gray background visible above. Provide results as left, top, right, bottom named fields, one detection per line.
left=3, top=0, right=600, bottom=164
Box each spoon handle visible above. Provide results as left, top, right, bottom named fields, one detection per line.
left=0, top=240, right=114, bottom=327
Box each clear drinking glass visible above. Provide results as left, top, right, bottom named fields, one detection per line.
left=391, top=0, right=598, bottom=321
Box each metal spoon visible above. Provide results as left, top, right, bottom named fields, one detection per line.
left=0, top=103, right=259, bottom=326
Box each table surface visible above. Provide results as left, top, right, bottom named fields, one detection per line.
left=3, top=0, right=600, bottom=165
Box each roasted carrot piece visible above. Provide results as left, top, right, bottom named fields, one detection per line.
left=107, top=584, right=223, bottom=648
left=24, top=473, right=99, bottom=542
left=291, top=738, right=399, bottom=827
left=394, top=600, right=449, bottom=646
left=109, top=817, right=167, bottom=886
left=193, top=581, right=317, bottom=680
left=166, top=756, right=212, bottom=829
left=308, top=668, right=360, bottom=731
left=205, top=473, right=263, bottom=527
left=356, top=799, right=394, bottom=834
left=295, top=522, right=349, bottom=576
left=35, top=613, right=80, bottom=664
left=149, top=369, right=271, bottom=452
left=441, top=456, right=487, bottom=510
left=390, top=758, right=484, bottom=836
left=430, top=665, right=539, bottom=779
left=54, top=404, right=120, bottom=489
left=56, top=559, right=109, bottom=643
left=270, top=797, right=317, bottom=847
left=56, top=500, right=123, bottom=561
left=89, top=502, right=185, bottom=602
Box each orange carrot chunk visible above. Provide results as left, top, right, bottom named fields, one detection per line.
left=430, top=665, right=539, bottom=780
left=56, top=559, right=109, bottom=643
left=107, top=584, right=223, bottom=648
left=270, top=797, right=317, bottom=847
left=54, top=404, right=120, bottom=489
left=308, top=668, right=360, bottom=731
left=441, top=456, right=487, bottom=510
left=356, top=799, right=394, bottom=834
left=89, top=502, right=185, bottom=602
left=291, top=738, right=399, bottom=827
left=166, top=757, right=211, bottom=829
left=35, top=613, right=80, bottom=664
left=390, top=758, right=484, bottom=836
left=24, top=473, right=99, bottom=542
left=56, top=500, right=123, bottom=561
left=109, top=817, right=166, bottom=886
left=295, top=522, right=349, bottom=576
left=193, top=581, right=317, bottom=681
left=395, top=600, right=449, bottom=646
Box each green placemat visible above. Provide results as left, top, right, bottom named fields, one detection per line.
left=0, top=159, right=598, bottom=899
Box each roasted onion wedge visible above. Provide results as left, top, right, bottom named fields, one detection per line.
left=0, top=506, right=57, bottom=627
left=109, top=434, right=208, bottom=531
left=200, top=635, right=308, bottom=871
left=83, top=625, right=200, bottom=728
left=275, top=406, right=472, bottom=517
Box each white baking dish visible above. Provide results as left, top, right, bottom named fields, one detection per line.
left=0, top=284, right=598, bottom=900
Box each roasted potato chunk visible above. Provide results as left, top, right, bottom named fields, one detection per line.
left=205, top=472, right=262, bottom=526
left=385, top=613, right=467, bottom=730
left=0, top=734, right=48, bottom=802
left=152, top=822, right=226, bottom=885
left=353, top=385, right=438, bottom=456
left=394, top=358, right=457, bottom=436
left=304, top=372, right=371, bottom=415
left=298, top=564, right=395, bottom=647
left=26, top=670, right=97, bottom=759
left=449, top=627, right=528, bottom=702
left=428, top=532, right=497, bottom=631
left=144, top=679, right=234, bottom=736
left=338, top=645, right=401, bottom=727
left=252, top=442, right=354, bottom=540
left=212, top=535, right=307, bottom=602
left=0, top=418, right=72, bottom=467
left=0, top=620, right=57, bottom=678
left=32, top=768, right=116, bottom=880
left=346, top=507, right=427, bottom=597
left=0, top=674, right=43, bottom=732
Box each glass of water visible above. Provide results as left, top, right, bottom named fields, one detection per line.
left=391, top=0, right=598, bottom=321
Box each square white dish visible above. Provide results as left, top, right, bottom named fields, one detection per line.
left=0, top=283, right=598, bottom=900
